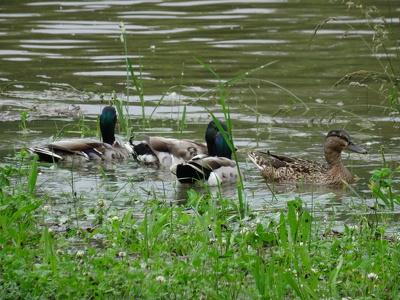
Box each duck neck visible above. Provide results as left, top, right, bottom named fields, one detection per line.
left=214, top=132, right=232, bottom=159
left=101, top=129, right=115, bottom=145
left=100, top=118, right=116, bottom=145
left=325, top=147, right=342, bottom=166
left=325, top=148, right=353, bottom=183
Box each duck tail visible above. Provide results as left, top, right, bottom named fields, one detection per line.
left=247, top=151, right=270, bottom=170
left=28, top=148, right=63, bottom=163
left=170, top=162, right=211, bottom=184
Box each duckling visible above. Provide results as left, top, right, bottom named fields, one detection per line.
left=28, top=106, right=130, bottom=163
left=130, top=120, right=228, bottom=167
left=170, top=121, right=239, bottom=186
left=248, top=129, right=367, bottom=185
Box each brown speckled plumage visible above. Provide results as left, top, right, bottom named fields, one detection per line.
left=248, top=129, right=367, bottom=185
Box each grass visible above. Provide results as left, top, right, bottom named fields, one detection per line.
left=1, top=154, right=399, bottom=299
left=1, top=2, right=399, bottom=298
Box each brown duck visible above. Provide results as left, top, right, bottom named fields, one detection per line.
left=248, top=129, right=367, bottom=185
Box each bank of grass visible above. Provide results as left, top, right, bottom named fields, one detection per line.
left=1, top=150, right=399, bottom=299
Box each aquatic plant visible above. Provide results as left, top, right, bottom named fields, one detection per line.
left=311, top=2, right=399, bottom=113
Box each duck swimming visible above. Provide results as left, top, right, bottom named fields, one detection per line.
left=130, top=119, right=228, bottom=167
left=248, top=129, right=367, bottom=185
left=130, top=136, right=208, bottom=166
left=28, top=106, right=130, bottom=163
left=170, top=120, right=239, bottom=186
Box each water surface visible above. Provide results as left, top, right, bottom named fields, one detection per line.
left=1, top=0, right=399, bottom=230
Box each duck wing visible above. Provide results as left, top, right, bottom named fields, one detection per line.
left=30, top=138, right=129, bottom=163
left=268, top=152, right=326, bottom=173
left=146, top=136, right=208, bottom=159
left=248, top=151, right=327, bottom=182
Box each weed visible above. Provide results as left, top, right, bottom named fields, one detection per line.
left=17, top=110, right=31, bottom=134
left=311, top=2, right=399, bottom=113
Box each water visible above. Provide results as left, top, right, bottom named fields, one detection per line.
left=1, top=0, right=399, bottom=229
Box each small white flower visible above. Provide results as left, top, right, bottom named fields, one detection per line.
left=117, top=251, right=126, bottom=258
left=56, top=249, right=64, bottom=255
left=315, top=98, right=324, bottom=104
left=42, top=205, right=51, bottom=212
left=97, top=199, right=106, bottom=208
left=250, top=220, right=261, bottom=228
left=241, top=227, right=250, bottom=234
left=155, top=276, right=166, bottom=282
left=348, top=225, right=358, bottom=231
left=140, top=262, right=147, bottom=269
left=111, top=216, right=119, bottom=221
left=76, top=250, right=85, bottom=258
left=367, top=272, right=379, bottom=281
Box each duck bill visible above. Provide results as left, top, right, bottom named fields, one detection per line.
left=347, top=141, right=367, bottom=154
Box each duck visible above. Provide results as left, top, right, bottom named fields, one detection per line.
left=129, top=119, right=227, bottom=167
left=28, top=106, right=130, bottom=163
left=130, top=136, right=208, bottom=166
left=170, top=120, right=239, bottom=186
left=248, top=129, right=367, bottom=185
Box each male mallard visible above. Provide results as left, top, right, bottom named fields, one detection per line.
left=29, top=106, right=130, bottom=163
left=248, top=129, right=367, bottom=185
left=130, top=120, right=227, bottom=167
left=170, top=120, right=239, bottom=186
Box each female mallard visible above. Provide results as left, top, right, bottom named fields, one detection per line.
left=130, top=120, right=227, bottom=167
left=248, top=129, right=367, bottom=185
left=170, top=120, right=239, bottom=186
left=29, top=106, right=130, bottom=163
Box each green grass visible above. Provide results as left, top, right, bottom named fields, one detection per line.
left=2, top=2, right=399, bottom=298
left=1, top=151, right=400, bottom=299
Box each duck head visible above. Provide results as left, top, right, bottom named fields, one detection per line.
left=324, top=129, right=367, bottom=164
left=205, top=120, right=229, bottom=156
left=100, top=106, right=117, bottom=145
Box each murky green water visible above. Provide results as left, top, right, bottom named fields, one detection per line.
left=1, top=0, right=399, bottom=229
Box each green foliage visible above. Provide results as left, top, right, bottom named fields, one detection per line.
left=17, top=110, right=30, bottom=134
left=369, top=166, right=400, bottom=210
left=1, top=152, right=400, bottom=298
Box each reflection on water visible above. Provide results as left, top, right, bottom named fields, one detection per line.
left=0, top=0, right=399, bottom=229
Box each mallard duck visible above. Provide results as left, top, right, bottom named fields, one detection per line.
left=130, top=136, right=208, bottom=166
left=248, top=129, right=367, bottom=185
left=28, top=106, right=130, bottom=163
left=129, top=120, right=227, bottom=167
left=170, top=120, right=239, bottom=186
